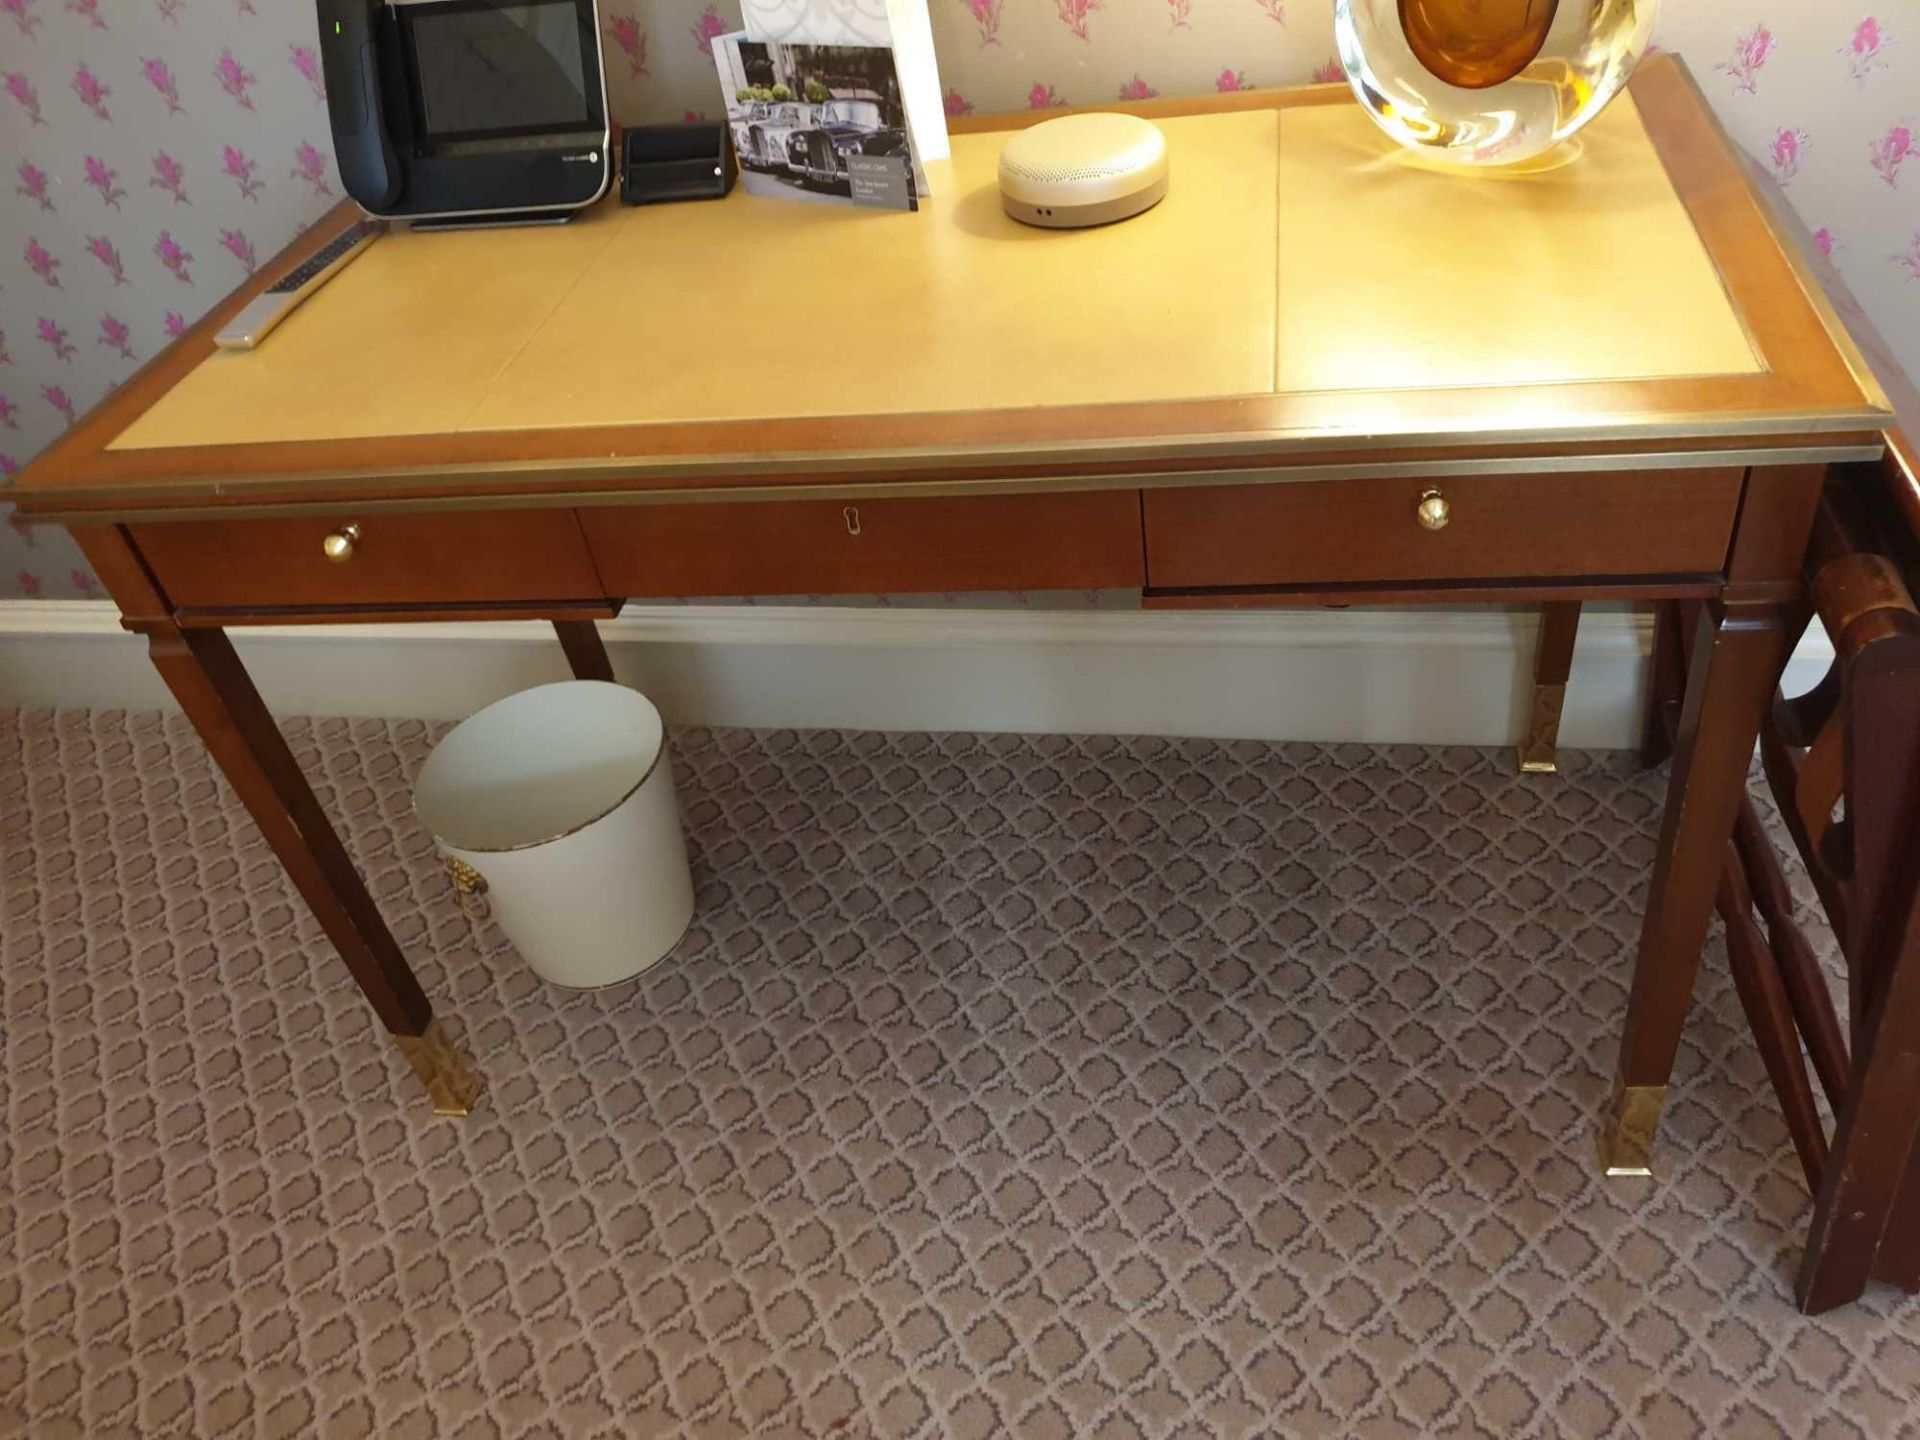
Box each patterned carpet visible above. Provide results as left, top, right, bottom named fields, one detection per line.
left=3, top=707, right=1918, bottom=1440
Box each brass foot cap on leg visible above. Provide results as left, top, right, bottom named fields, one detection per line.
left=395, top=1019, right=485, bottom=1116
left=1596, top=1081, right=1666, bottom=1177
left=1516, top=682, right=1568, bottom=775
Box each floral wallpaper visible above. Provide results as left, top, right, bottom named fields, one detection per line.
left=3, top=2, right=1918, bottom=600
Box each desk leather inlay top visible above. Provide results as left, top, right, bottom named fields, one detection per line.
left=112, top=113, right=1279, bottom=451
left=1275, top=98, right=1759, bottom=394
left=111, top=219, right=624, bottom=451
left=111, top=97, right=1757, bottom=454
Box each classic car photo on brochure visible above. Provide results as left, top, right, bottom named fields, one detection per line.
left=734, top=99, right=814, bottom=176
left=788, top=96, right=911, bottom=194
left=710, top=34, right=922, bottom=208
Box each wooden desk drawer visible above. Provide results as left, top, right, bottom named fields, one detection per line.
left=131, top=511, right=605, bottom=611
left=1143, top=468, right=1744, bottom=589
left=583, top=492, right=1145, bottom=597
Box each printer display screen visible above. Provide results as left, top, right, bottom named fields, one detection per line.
left=408, top=0, right=593, bottom=141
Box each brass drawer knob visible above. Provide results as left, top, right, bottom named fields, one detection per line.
left=322, top=522, right=361, bottom=562
left=1416, top=488, right=1451, bottom=532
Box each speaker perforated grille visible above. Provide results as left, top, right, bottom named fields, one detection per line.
left=1002, top=150, right=1153, bottom=185
left=999, top=115, right=1166, bottom=192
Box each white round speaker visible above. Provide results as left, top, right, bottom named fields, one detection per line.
left=998, top=113, right=1170, bottom=230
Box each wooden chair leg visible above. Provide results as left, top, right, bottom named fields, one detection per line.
left=1652, top=666, right=1848, bottom=1191
left=144, top=623, right=482, bottom=1115
left=1718, top=839, right=1830, bottom=1192
left=1730, top=801, right=1851, bottom=1113
left=553, top=618, right=616, bottom=682
left=1518, top=600, right=1581, bottom=774
left=1871, top=1146, right=1920, bottom=1293
left=1798, top=847, right=1920, bottom=1312
left=1802, top=617, right=1920, bottom=1307
left=1774, top=656, right=1842, bottom=746
left=1599, top=600, right=1796, bottom=1175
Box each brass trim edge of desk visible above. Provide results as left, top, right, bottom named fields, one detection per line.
left=31, top=393, right=1896, bottom=506
left=17, top=440, right=1890, bottom=527
left=27, top=388, right=1887, bottom=514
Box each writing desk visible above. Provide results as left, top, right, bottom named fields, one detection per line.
left=13, top=59, right=1891, bottom=1190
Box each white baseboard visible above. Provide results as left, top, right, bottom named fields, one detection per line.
left=0, top=600, right=1836, bottom=748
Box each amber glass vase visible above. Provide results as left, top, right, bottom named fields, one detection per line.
left=1399, top=0, right=1559, bottom=89
left=1334, top=0, right=1658, bottom=167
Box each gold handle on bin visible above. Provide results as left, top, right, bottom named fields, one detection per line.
left=1416, top=488, right=1451, bottom=532
left=322, top=522, right=362, bottom=562
left=445, top=856, right=491, bottom=920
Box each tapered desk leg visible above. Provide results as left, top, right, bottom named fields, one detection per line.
left=143, top=623, right=483, bottom=1115
left=1598, top=600, right=1794, bottom=1174
left=553, top=618, right=616, bottom=682
left=1518, top=601, right=1581, bottom=774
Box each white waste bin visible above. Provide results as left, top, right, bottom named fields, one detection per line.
left=414, top=681, right=695, bottom=989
